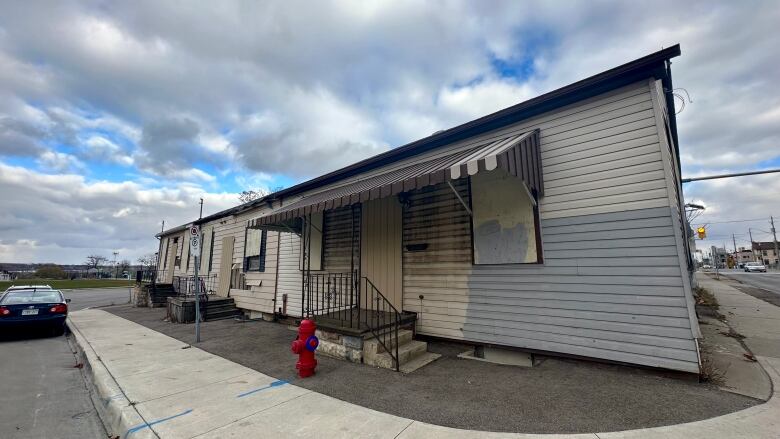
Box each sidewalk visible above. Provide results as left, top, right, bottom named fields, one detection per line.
left=700, top=273, right=780, bottom=358
left=68, top=304, right=780, bottom=438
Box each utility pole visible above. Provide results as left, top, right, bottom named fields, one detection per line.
left=749, top=228, right=755, bottom=262
left=113, top=251, right=119, bottom=279
left=771, top=216, right=780, bottom=271
left=199, top=198, right=204, bottom=219
left=732, top=234, right=737, bottom=261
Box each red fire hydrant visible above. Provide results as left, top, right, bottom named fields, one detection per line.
left=291, top=319, right=319, bottom=378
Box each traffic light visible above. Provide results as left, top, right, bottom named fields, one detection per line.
left=697, top=226, right=706, bottom=239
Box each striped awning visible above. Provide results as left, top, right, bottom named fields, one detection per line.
left=250, top=129, right=541, bottom=227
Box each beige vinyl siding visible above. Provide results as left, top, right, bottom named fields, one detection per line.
left=277, top=232, right=303, bottom=317
left=403, top=179, right=472, bottom=328
left=232, top=231, right=279, bottom=314
left=361, top=197, right=403, bottom=309
left=195, top=208, right=279, bottom=313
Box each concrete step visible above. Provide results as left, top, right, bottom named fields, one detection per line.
left=205, top=309, right=242, bottom=321
left=363, top=329, right=414, bottom=355
left=365, top=340, right=427, bottom=370
left=400, top=352, right=441, bottom=374
left=205, top=305, right=240, bottom=314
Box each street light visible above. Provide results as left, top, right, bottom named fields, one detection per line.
left=113, top=251, right=119, bottom=279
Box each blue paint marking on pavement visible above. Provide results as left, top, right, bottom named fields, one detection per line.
left=125, top=409, right=193, bottom=438
left=236, top=380, right=288, bottom=398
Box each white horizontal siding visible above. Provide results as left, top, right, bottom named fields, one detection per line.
left=277, top=231, right=303, bottom=317
left=232, top=231, right=279, bottom=313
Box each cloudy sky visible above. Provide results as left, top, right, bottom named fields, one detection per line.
left=0, top=1, right=778, bottom=264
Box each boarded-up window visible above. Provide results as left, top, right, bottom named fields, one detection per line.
left=244, top=228, right=268, bottom=272
left=162, top=238, right=170, bottom=269
left=471, top=169, right=540, bottom=264
left=300, top=212, right=323, bottom=271
left=208, top=228, right=215, bottom=272
left=173, top=237, right=181, bottom=267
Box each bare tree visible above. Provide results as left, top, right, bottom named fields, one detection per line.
left=117, top=259, right=131, bottom=274
left=84, top=254, right=108, bottom=278
left=137, top=253, right=157, bottom=269
left=238, top=188, right=270, bottom=204
left=84, top=254, right=108, bottom=270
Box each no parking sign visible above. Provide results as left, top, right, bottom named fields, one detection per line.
left=189, top=224, right=200, bottom=254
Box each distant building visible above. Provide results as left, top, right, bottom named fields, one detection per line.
left=710, top=246, right=728, bottom=268
left=752, top=242, right=779, bottom=267
left=733, top=248, right=754, bottom=265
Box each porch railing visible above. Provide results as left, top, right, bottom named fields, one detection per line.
left=172, top=274, right=218, bottom=298
left=304, top=272, right=401, bottom=371
left=135, top=268, right=172, bottom=286
left=304, top=272, right=358, bottom=324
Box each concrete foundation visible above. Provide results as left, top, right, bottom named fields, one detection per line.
left=131, top=284, right=149, bottom=307
left=315, top=329, right=363, bottom=364
left=458, top=346, right=534, bottom=367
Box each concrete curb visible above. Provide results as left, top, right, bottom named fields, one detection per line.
left=68, top=317, right=157, bottom=439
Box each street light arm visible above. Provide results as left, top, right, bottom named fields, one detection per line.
left=682, top=168, right=780, bottom=183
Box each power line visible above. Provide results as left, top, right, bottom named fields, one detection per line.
left=692, top=217, right=769, bottom=226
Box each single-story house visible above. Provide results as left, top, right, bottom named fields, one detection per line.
left=155, top=44, right=701, bottom=373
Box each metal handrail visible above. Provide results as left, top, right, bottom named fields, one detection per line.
left=361, top=277, right=401, bottom=372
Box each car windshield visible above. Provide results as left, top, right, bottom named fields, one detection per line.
left=747, top=262, right=762, bottom=266
left=0, top=290, right=62, bottom=305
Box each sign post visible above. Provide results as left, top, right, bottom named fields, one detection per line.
left=189, top=225, right=202, bottom=342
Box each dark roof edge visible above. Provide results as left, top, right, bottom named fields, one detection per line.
left=158, top=44, right=681, bottom=236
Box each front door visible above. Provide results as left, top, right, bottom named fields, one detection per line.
left=360, top=197, right=403, bottom=309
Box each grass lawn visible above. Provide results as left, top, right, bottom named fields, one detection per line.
left=0, top=278, right=135, bottom=290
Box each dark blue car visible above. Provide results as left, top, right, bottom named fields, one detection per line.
left=0, top=288, right=70, bottom=336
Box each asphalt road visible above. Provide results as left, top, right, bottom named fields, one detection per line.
left=720, top=269, right=780, bottom=296
left=0, top=287, right=129, bottom=438
left=62, top=285, right=133, bottom=311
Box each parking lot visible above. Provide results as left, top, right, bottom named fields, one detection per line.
left=0, top=287, right=130, bottom=439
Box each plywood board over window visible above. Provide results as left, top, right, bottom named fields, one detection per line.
left=244, top=228, right=267, bottom=272
left=471, top=169, right=541, bottom=264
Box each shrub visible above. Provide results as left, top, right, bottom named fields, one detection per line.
left=33, top=264, right=68, bottom=279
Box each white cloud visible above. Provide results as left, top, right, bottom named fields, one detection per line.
left=36, top=150, right=85, bottom=172
left=83, top=136, right=134, bottom=166
left=0, top=163, right=234, bottom=263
